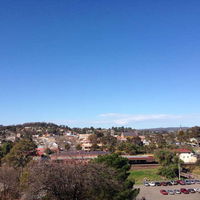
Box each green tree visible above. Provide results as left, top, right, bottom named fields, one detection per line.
left=117, top=142, right=142, bottom=155
left=187, top=126, right=200, bottom=146
left=127, top=136, right=143, bottom=146
left=76, top=144, right=82, bottom=150
left=3, top=139, right=37, bottom=169
left=93, top=153, right=139, bottom=200
left=0, top=141, right=14, bottom=164
left=90, top=143, right=101, bottom=151
left=44, top=148, right=53, bottom=155
left=154, top=149, right=181, bottom=178
left=64, top=143, right=71, bottom=150
left=100, top=134, right=117, bottom=152
left=177, top=130, right=188, bottom=143
left=155, top=134, right=166, bottom=148
left=144, top=135, right=157, bottom=152
left=1, top=141, right=14, bottom=156
left=88, top=134, right=98, bottom=145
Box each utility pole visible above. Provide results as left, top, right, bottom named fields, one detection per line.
left=178, top=159, right=181, bottom=180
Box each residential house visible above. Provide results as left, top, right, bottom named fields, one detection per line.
left=139, top=135, right=150, bottom=146
left=78, top=134, right=93, bottom=151
left=174, top=149, right=198, bottom=164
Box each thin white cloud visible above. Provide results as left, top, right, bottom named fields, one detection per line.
left=99, top=113, right=184, bottom=125
left=99, top=113, right=121, bottom=117
left=51, top=113, right=200, bottom=128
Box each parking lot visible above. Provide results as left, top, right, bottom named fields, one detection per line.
left=136, top=184, right=200, bottom=200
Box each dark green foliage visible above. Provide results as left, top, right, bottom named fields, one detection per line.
left=44, top=148, right=54, bottom=155
left=3, top=138, right=37, bottom=168
left=117, top=142, right=144, bottom=155
left=111, top=127, right=136, bottom=134
left=158, top=164, right=179, bottom=178
left=76, top=144, right=82, bottom=150
left=64, top=143, right=70, bottom=150
left=100, top=134, right=117, bottom=152
left=0, top=141, right=13, bottom=157
left=93, top=153, right=139, bottom=200
left=154, top=149, right=179, bottom=166
left=154, top=149, right=181, bottom=179
left=0, top=141, right=14, bottom=165
left=177, top=130, right=188, bottom=143
left=94, top=153, right=131, bottom=179
left=90, top=143, right=101, bottom=151
left=187, top=126, right=200, bottom=139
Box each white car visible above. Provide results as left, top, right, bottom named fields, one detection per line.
left=149, top=182, right=156, bottom=186
left=174, top=189, right=181, bottom=194
left=194, top=188, right=200, bottom=193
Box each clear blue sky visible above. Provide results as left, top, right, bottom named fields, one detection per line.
left=1, top=0, right=200, bottom=128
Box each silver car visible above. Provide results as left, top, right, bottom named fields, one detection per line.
left=143, top=181, right=149, bottom=187
left=174, top=189, right=181, bottom=194
left=167, top=190, right=175, bottom=195
left=195, top=180, right=200, bottom=184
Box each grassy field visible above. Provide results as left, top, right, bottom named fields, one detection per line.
left=128, top=168, right=167, bottom=185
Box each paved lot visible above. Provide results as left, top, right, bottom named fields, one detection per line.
left=136, top=184, right=200, bottom=200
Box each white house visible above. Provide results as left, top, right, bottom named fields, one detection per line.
left=174, top=149, right=198, bottom=164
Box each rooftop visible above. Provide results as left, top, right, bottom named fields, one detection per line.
left=173, top=148, right=192, bottom=153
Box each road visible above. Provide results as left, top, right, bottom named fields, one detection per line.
left=136, top=184, right=200, bottom=200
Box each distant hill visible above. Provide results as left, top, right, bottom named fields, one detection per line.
left=0, top=122, right=190, bottom=138
left=0, top=122, right=72, bottom=137
left=139, top=127, right=189, bottom=133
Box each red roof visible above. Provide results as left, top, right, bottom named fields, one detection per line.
left=173, top=149, right=192, bottom=153
left=36, top=148, right=45, bottom=156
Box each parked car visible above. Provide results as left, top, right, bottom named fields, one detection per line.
left=185, top=180, right=192, bottom=185
left=170, top=180, right=178, bottom=185
left=174, top=189, right=181, bottom=194
left=195, top=179, right=200, bottom=184
left=167, top=190, right=175, bottom=195
left=180, top=188, right=189, bottom=194
left=149, top=182, right=156, bottom=186
left=196, top=188, right=200, bottom=193
left=166, top=181, right=172, bottom=186
left=144, top=181, right=149, bottom=187
left=194, top=188, right=198, bottom=192
left=160, top=190, right=168, bottom=195
left=178, top=180, right=186, bottom=185
left=160, top=182, right=167, bottom=186
left=188, top=188, right=195, bottom=193
left=190, top=179, right=195, bottom=184
left=155, top=182, right=161, bottom=186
